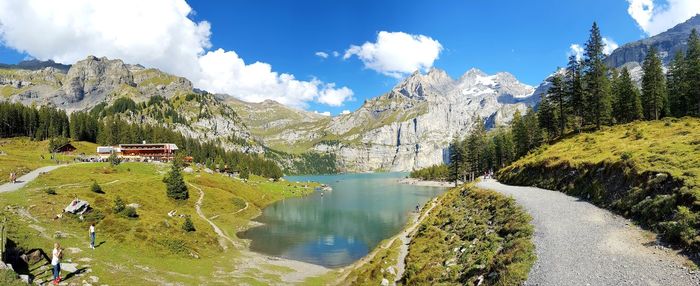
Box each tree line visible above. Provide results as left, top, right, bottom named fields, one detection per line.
left=442, top=23, right=700, bottom=184
left=0, top=101, right=283, bottom=179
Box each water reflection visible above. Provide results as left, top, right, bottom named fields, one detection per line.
left=238, top=173, right=445, bottom=268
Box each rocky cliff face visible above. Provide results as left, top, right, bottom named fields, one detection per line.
left=605, top=14, right=700, bottom=68
left=232, top=68, right=539, bottom=172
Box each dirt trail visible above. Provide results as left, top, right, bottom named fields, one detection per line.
left=0, top=165, right=65, bottom=193
left=477, top=179, right=699, bottom=286
left=189, top=183, right=239, bottom=250
left=392, top=197, right=440, bottom=285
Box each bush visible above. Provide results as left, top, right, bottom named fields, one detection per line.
left=113, top=196, right=125, bottom=213
left=47, top=136, right=71, bottom=153
left=620, top=151, right=632, bottom=161
left=182, top=216, right=196, bottom=232
left=108, top=153, right=122, bottom=166
left=91, top=181, right=104, bottom=194
left=120, top=206, right=138, bottom=218
left=44, top=188, right=57, bottom=195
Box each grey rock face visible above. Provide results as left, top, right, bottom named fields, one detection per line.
left=304, top=68, right=538, bottom=172
left=605, top=14, right=700, bottom=68
left=62, top=56, right=134, bottom=103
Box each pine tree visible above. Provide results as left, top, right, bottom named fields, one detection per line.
left=547, top=73, right=567, bottom=137
left=583, top=22, right=612, bottom=129
left=613, top=67, right=643, bottom=123
left=512, top=110, right=530, bottom=157
left=566, top=56, right=585, bottom=131
left=667, top=52, right=688, bottom=117
left=686, top=29, right=700, bottom=115
left=538, top=92, right=558, bottom=140
left=182, top=216, right=196, bottom=232
left=163, top=163, right=189, bottom=200
left=641, top=46, right=668, bottom=120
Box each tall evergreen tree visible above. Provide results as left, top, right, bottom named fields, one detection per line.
left=547, top=73, right=567, bottom=137
left=686, top=29, right=700, bottom=116
left=612, top=67, right=643, bottom=123
left=641, top=46, right=668, bottom=120
left=538, top=92, right=558, bottom=140
left=583, top=22, right=612, bottom=129
left=566, top=55, right=585, bottom=131
left=667, top=51, right=688, bottom=117
left=163, top=161, right=189, bottom=200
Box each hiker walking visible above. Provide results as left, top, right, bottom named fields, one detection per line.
left=89, top=223, right=96, bottom=249
left=51, top=242, right=63, bottom=285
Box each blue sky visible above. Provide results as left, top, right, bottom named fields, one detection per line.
left=0, top=0, right=698, bottom=115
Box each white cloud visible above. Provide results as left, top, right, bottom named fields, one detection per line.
left=344, top=31, right=443, bottom=78
left=341, top=110, right=351, bottom=115
left=314, top=111, right=331, bottom=116
left=317, top=83, right=353, bottom=106
left=568, top=44, right=584, bottom=61
left=315, top=51, right=329, bottom=59
left=0, top=0, right=352, bottom=108
left=332, top=51, right=340, bottom=57
left=567, top=37, right=618, bottom=60
left=626, top=0, right=700, bottom=36
left=602, top=37, right=619, bottom=55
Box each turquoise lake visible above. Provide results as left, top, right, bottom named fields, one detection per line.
left=237, top=172, right=446, bottom=268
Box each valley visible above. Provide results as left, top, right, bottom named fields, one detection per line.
left=1, top=3, right=700, bottom=286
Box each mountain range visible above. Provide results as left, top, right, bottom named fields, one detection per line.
left=2, top=15, right=699, bottom=173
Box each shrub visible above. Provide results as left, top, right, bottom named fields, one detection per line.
left=83, top=209, right=105, bottom=224
left=91, top=181, right=104, bottom=194
left=182, top=216, right=196, bottom=232
left=620, top=151, right=632, bottom=161
left=108, top=153, right=122, bottom=166
left=113, top=196, right=125, bottom=213
left=44, top=188, right=57, bottom=195
left=120, top=206, right=138, bottom=218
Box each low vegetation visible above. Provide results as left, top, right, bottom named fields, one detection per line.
left=409, top=164, right=450, bottom=181
left=403, top=185, right=535, bottom=285
left=498, top=118, right=700, bottom=252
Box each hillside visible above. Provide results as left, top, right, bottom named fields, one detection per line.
left=0, top=137, right=329, bottom=285
left=498, top=118, right=700, bottom=252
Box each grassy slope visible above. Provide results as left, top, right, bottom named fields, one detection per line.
left=0, top=138, right=98, bottom=183
left=403, top=185, right=535, bottom=285
left=0, top=140, right=324, bottom=285
left=498, top=117, right=700, bottom=251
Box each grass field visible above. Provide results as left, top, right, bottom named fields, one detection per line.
left=0, top=137, right=98, bottom=183
left=498, top=117, right=700, bottom=252
left=0, top=137, right=331, bottom=285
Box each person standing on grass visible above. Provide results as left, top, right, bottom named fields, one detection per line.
left=89, top=223, right=96, bottom=249
left=51, top=242, right=63, bottom=285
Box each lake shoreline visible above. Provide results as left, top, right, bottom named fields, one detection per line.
left=398, top=177, right=455, bottom=188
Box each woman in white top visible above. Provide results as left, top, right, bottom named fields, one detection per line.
left=89, top=223, right=96, bottom=249
left=51, top=242, right=62, bottom=284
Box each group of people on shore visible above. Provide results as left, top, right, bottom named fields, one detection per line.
left=50, top=223, right=96, bottom=285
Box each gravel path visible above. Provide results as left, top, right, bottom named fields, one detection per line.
left=477, top=179, right=699, bottom=286
left=0, top=165, right=65, bottom=193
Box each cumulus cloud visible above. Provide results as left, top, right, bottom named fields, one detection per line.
left=0, top=0, right=352, bottom=108
left=602, top=37, right=619, bottom=55
left=626, top=0, right=700, bottom=36
left=315, top=51, right=329, bottom=59
left=568, top=44, right=584, bottom=60
left=341, top=110, right=351, bottom=115
left=317, top=83, right=353, bottom=106
left=344, top=31, right=443, bottom=78
left=567, top=37, right=618, bottom=60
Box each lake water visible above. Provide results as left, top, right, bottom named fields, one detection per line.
left=237, top=172, right=446, bottom=268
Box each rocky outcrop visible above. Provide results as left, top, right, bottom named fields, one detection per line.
left=605, top=14, right=700, bottom=68
left=62, top=56, right=134, bottom=103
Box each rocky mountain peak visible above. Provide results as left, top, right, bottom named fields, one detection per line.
left=392, top=68, right=454, bottom=99
left=62, top=56, right=134, bottom=102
